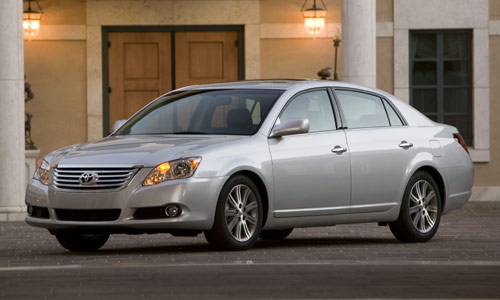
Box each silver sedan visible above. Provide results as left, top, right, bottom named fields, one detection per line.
left=25, top=80, right=474, bottom=251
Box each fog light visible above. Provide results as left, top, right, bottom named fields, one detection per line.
left=165, top=205, right=181, bottom=217
left=27, top=205, right=33, bottom=216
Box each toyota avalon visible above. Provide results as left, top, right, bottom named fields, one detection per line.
left=25, top=80, right=474, bottom=251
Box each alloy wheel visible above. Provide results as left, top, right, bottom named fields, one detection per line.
left=409, top=179, right=438, bottom=233
left=224, top=184, right=259, bottom=242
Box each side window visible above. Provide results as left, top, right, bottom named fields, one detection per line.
left=384, top=100, right=404, bottom=126
left=335, top=90, right=390, bottom=129
left=279, top=90, right=336, bottom=133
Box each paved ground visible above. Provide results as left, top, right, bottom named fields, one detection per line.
left=0, top=202, right=499, bottom=299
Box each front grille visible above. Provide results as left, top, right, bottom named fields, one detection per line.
left=54, top=167, right=137, bottom=190
left=55, top=209, right=121, bottom=221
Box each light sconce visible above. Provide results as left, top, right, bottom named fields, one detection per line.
left=301, top=0, right=327, bottom=35
left=23, top=0, right=43, bottom=39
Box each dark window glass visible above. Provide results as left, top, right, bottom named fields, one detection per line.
left=443, top=61, right=468, bottom=85
left=279, top=90, right=336, bottom=133
left=443, top=32, right=469, bottom=58
left=335, top=90, right=390, bottom=129
left=412, top=88, right=437, bottom=114
left=444, top=88, right=468, bottom=113
left=412, top=62, right=437, bottom=85
left=115, top=89, right=283, bottom=136
left=410, top=30, right=472, bottom=144
left=413, top=34, right=437, bottom=58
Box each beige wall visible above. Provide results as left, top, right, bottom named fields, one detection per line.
left=261, top=38, right=341, bottom=79
left=490, top=0, right=500, bottom=19
left=38, top=0, right=86, bottom=25
left=376, top=0, right=393, bottom=22
left=24, top=41, right=88, bottom=158
left=474, top=36, right=500, bottom=186
left=260, top=0, right=342, bottom=80
left=24, top=0, right=87, bottom=158
left=376, top=37, right=393, bottom=93
left=260, top=0, right=341, bottom=24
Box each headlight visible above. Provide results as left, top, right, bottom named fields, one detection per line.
left=34, top=159, right=50, bottom=185
left=143, top=157, right=201, bottom=186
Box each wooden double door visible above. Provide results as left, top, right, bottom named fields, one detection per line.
left=108, top=31, right=239, bottom=129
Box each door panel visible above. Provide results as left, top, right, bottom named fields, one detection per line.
left=269, top=132, right=351, bottom=217
left=346, top=127, right=415, bottom=212
left=109, top=32, right=172, bottom=130
left=175, top=31, right=238, bottom=88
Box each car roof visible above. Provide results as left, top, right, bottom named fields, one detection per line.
left=174, top=79, right=381, bottom=92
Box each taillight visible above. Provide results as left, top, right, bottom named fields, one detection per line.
left=453, top=133, right=469, bottom=154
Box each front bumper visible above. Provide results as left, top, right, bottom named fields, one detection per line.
left=25, top=169, right=228, bottom=232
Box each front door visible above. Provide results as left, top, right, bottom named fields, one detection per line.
left=268, top=89, right=351, bottom=218
left=107, top=30, right=239, bottom=132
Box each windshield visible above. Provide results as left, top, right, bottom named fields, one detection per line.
left=114, top=89, right=284, bottom=136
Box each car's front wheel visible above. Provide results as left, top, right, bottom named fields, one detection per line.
left=389, top=171, right=442, bottom=243
left=55, top=232, right=110, bottom=251
left=204, top=175, right=263, bottom=250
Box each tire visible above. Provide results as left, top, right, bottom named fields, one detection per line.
left=204, top=175, right=263, bottom=250
left=55, top=231, right=110, bottom=251
left=389, top=171, right=442, bottom=243
left=260, top=228, right=293, bottom=240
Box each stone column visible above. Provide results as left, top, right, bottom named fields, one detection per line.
left=0, top=0, right=26, bottom=221
left=341, top=0, right=376, bottom=88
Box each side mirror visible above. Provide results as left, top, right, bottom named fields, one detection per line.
left=111, top=119, right=127, bottom=133
left=270, top=118, right=310, bottom=138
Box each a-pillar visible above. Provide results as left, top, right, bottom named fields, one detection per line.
left=341, top=0, right=376, bottom=88
left=0, top=0, right=26, bottom=221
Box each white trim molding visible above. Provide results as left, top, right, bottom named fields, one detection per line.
left=490, top=20, right=500, bottom=36
left=470, top=186, right=500, bottom=201
left=376, top=22, right=393, bottom=37
left=393, top=0, right=490, bottom=162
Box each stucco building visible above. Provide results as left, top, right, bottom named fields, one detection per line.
left=1, top=0, right=499, bottom=220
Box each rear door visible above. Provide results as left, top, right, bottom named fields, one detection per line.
left=333, top=89, right=414, bottom=213
left=268, top=89, right=351, bottom=217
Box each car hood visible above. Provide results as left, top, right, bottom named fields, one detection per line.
left=52, top=135, right=246, bottom=167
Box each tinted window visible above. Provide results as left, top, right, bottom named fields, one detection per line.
left=115, top=89, right=283, bottom=135
left=410, top=30, right=472, bottom=144
left=278, top=90, right=336, bottom=133
left=335, top=90, right=390, bottom=129
left=384, top=100, right=404, bottom=126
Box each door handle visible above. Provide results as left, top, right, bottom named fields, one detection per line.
left=399, top=141, right=413, bottom=149
left=331, top=146, right=347, bottom=154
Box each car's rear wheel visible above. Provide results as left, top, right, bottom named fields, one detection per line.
left=204, top=175, right=263, bottom=250
left=389, top=171, right=442, bottom=243
left=55, top=232, right=110, bottom=251
left=260, top=228, right=293, bottom=240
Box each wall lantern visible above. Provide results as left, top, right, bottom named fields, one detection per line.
left=301, top=0, right=327, bottom=35
left=23, top=0, right=43, bottom=39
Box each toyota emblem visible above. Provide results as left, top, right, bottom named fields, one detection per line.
left=79, top=171, right=98, bottom=185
